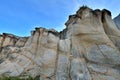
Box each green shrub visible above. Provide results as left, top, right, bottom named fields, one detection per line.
left=0, top=76, right=21, bottom=80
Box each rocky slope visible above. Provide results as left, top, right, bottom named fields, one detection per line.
left=114, top=14, right=120, bottom=29
left=0, top=6, right=120, bottom=80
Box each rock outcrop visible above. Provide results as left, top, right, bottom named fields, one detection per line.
left=114, top=14, right=120, bottom=29
left=0, top=6, right=120, bottom=80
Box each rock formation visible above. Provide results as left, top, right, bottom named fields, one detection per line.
left=114, top=14, right=120, bottom=29
left=0, top=6, right=120, bottom=80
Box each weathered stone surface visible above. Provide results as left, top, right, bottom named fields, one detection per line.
left=0, top=6, right=120, bottom=80
left=114, top=14, right=120, bottom=29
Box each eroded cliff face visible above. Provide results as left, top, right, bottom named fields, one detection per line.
left=114, top=14, right=120, bottom=30
left=0, top=6, right=120, bottom=80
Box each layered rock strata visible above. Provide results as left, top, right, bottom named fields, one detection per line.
left=0, top=6, right=120, bottom=80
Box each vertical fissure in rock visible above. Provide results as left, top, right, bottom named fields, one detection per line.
left=35, top=29, right=43, bottom=56
left=68, top=38, right=72, bottom=80
left=54, top=39, right=59, bottom=80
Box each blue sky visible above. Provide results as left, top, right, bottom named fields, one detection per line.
left=0, top=0, right=120, bottom=36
